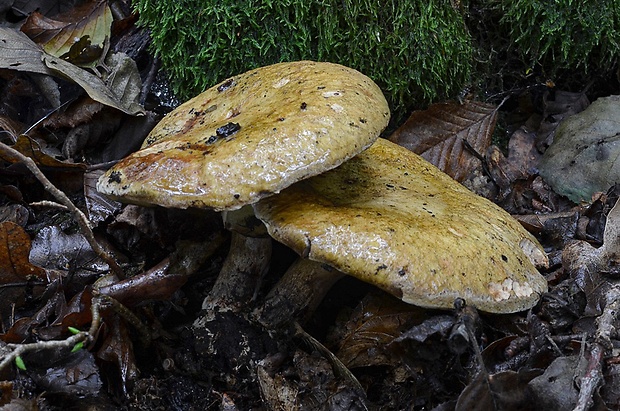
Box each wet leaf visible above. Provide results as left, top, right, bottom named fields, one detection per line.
left=96, top=316, right=140, bottom=395
left=1, top=134, right=86, bottom=170
left=96, top=258, right=184, bottom=307
left=0, top=290, right=68, bottom=343
left=455, top=370, right=541, bottom=411
left=335, top=293, right=428, bottom=369
left=59, top=289, right=94, bottom=332
left=485, top=129, right=542, bottom=195
left=84, top=169, right=122, bottom=226
left=389, top=100, right=498, bottom=181
left=0, top=221, right=46, bottom=281
left=539, top=95, right=620, bottom=203
left=394, top=315, right=455, bottom=344
left=21, top=0, right=112, bottom=67
left=29, top=225, right=107, bottom=274
left=528, top=356, right=579, bottom=409
left=29, top=349, right=102, bottom=396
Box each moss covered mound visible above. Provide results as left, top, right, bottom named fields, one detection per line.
left=133, top=0, right=474, bottom=127
left=498, top=0, right=620, bottom=74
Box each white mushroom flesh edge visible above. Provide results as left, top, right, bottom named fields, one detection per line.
left=254, top=138, right=549, bottom=314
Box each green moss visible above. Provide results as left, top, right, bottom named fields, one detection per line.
left=495, top=0, right=620, bottom=74
left=133, top=0, right=474, bottom=127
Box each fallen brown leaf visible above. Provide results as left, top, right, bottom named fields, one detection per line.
left=0, top=221, right=46, bottom=281
left=334, top=292, right=429, bottom=369
left=21, top=0, right=112, bottom=67
left=388, top=99, right=498, bottom=181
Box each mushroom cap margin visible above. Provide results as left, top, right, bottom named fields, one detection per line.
left=97, top=61, right=390, bottom=211
left=254, top=138, right=548, bottom=314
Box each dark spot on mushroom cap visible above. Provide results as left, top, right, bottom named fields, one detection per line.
left=216, top=122, right=241, bottom=137
left=300, top=102, right=307, bottom=110
left=217, top=78, right=235, bottom=92
left=108, top=171, right=122, bottom=184
left=145, top=136, right=158, bottom=145
left=501, top=255, right=508, bottom=262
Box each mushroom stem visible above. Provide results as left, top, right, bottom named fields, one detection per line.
left=198, top=231, right=272, bottom=317
left=255, top=258, right=344, bottom=328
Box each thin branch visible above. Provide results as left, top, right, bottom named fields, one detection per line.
left=29, top=200, right=69, bottom=210
left=573, top=285, right=620, bottom=411
left=0, top=293, right=104, bottom=373
left=0, top=140, right=124, bottom=278
left=0, top=332, right=90, bottom=372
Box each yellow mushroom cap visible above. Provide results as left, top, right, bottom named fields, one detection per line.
left=253, top=138, right=548, bottom=314
left=97, top=61, right=390, bottom=211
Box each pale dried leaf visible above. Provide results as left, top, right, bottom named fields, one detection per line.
left=389, top=100, right=498, bottom=181
left=0, top=27, right=144, bottom=115
left=0, top=27, right=54, bottom=75
left=539, top=95, right=620, bottom=203
left=21, top=0, right=112, bottom=66
left=44, top=53, right=144, bottom=115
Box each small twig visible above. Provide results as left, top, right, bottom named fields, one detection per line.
left=0, top=293, right=104, bottom=372
left=96, top=293, right=152, bottom=344
left=574, top=286, right=620, bottom=411
left=0, top=332, right=90, bottom=371
left=0, top=140, right=124, bottom=278
left=29, top=200, right=69, bottom=210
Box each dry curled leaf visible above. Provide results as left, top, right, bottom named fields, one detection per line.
left=21, top=0, right=112, bottom=67
left=2, top=134, right=86, bottom=170
left=389, top=99, right=498, bottom=181
left=0, top=221, right=46, bottom=282
left=334, top=292, right=427, bottom=369
left=0, top=27, right=144, bottom=115
left=0, top=221, right=47, bottom=317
